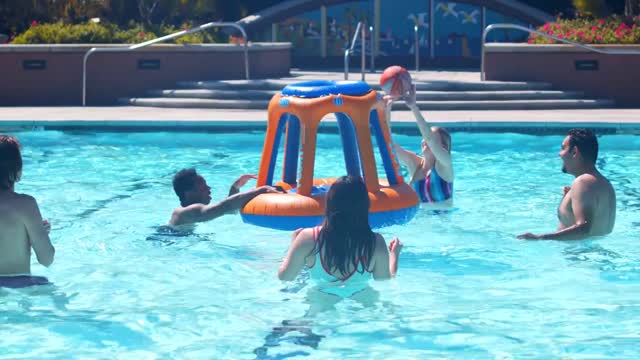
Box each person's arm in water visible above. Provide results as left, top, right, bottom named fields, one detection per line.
left=23, top=196, right=55, bottom=267
left=228, top=174, right=257, bottom=196
left=172, top=185, right=279, bottom=226
left=278, top=228, right=314, bottom=281
left=372, top=234, right=402, bottom=280
left=403, top=82, right=454, bottom=180
left=518, top=176, right=595, bottom=240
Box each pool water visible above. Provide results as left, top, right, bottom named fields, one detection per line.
left=1, top=130, right=639, bottom=359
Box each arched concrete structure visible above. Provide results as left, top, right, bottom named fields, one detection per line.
left=238, top=0, right=553, bottom=36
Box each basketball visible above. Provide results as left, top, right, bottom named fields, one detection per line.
left=380, top=66, right=411, bottom=99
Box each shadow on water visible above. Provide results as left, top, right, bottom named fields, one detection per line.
left=1, top=309, right=153, bottom=350
left=76, top=194, right=132, bottom=219
left=255, top=273, right=395, bottom=359
left=1, top=285, right=152, bottom=350
left=563, top=242, right=640, bottom=283
left=0, top=282, right=73, bottom=311
left=145, top=226, right=262, bottom=261
left=253, top=319, right=324, bottom=360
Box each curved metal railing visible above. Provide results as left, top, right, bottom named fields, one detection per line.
left=82, top=22, right=248, bottom=106
left=344, top=21, right=366, bottom=81
left=481, top=23, right=640, bottom=81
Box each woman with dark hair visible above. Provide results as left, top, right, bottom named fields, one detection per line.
left=0, top=135, right=55, bottom=288
left=278, top=176, right=402, bottom=295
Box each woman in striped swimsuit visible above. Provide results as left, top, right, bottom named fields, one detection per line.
left=278, top=176, right=402, bottom=297
left=386, top=82, right=454, bottom=206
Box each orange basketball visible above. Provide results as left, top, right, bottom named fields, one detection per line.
left=380, top=66, right=411, bottom=99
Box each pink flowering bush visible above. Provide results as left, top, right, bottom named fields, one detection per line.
left=529, top=16, right=640, bottom=44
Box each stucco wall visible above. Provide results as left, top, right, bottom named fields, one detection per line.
left=0, top=43, right=291, bottom=106
left=484, top=44, right=640, bottom=107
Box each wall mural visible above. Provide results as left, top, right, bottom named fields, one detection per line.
left=379, top=0, right=429, bottom=56
left=271, top=0, right=530, bottom=58
left=276, top=9, right=322, bottom=56
left=434, top=1, right=481, bottom=57
left=325, top=1, right=373, bottom=56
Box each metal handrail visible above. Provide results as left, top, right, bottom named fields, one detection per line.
left=481, top=23, right=640, bottom=81
left=82, top=22, right=249, bottom=106
left=344, top=21, right=366, bottom=80
left=414, top=25, right=419, bottom=71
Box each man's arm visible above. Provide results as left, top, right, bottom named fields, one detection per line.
left=24, top=196, right=55, bottom=267
left=228, top=174, right=257, bottom=197
left=174, top=186, right=274, bottom=225
left=518, top=179, right=594, bottom=240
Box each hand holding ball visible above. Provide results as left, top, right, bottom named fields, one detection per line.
left=380, top=66, right=413, bottom=100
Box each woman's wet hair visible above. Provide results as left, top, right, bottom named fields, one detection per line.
left=318, top=175, right=376, bottom=276
left=0, top=135, right=22, bottom=190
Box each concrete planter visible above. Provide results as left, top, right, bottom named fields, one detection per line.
left=0, top=43, right=291, bottom=106
left=484, top=43, right=640, bottom=107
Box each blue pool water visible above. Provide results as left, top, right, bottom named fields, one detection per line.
left=1, top=130, right=639, bottom=359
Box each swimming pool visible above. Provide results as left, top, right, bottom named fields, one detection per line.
left=1, top=130, right=639, bottom=359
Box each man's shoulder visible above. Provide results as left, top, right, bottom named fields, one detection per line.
left=573, top=174, right=599, bottom=187
left=170, top=204, right=207, bottom=226
left=573, top=173, right=614, bottom=196
left=5, top=193, right=37, bottom=210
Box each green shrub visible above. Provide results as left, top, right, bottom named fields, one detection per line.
left=529, top=16, right=640, bottom=44
left=9, top=21, right=227, bottom=44
left=12, top=21, right=118, bottom=44
left=113, top=23, right=158, bottom=43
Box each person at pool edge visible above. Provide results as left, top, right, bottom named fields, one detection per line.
left=518, top=129, right=616, bottom=240
left=385, top=74, right=454, bottom=205
left=278, top=176, right=402, bottom=293
left=0, top=135, right=55, bottom=286
left=169, top=168, right=281, bottom=227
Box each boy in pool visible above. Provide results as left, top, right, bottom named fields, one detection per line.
left=169, top=168, right=281, bottom=227
left=385, top=74, right=454, bottom=205
left=0, top=135, right=55, bottom=287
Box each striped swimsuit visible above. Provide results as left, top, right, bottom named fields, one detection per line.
left=412, top=167, right=453, bottom=203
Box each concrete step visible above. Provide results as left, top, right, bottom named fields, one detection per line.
left=178, top=79, right=553, bottom=92
left=150, top=88, right=585, bottom=101
left=121, top=97, right=615, bottom=110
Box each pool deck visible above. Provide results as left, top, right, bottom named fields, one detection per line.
left=1, top=70, right=639, bottom=133
left=1, top=107, right=639, bottom=133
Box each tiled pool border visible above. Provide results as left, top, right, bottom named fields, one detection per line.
left=2, top=120, right=639, bottom=135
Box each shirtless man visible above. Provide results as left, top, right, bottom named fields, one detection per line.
left=518, top=129, right=616, bottom=240
left=0, top=135, right=55, bottom=286
left=169, top=168, right=280, bottom=227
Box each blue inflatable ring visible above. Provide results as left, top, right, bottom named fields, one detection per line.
left=281, top=80, right=371, bottom=98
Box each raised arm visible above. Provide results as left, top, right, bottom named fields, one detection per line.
left=393, top=143, right=423, bottom=178
left=174, top=186, right=276, bottom=225
left=404, top=84, right=453, bottom=174
left=383, top=94, right=423, bottom=178
left=24, top=196, right=55, bottom=267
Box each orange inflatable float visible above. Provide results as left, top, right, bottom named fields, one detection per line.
left=240, top=80, right=419, bottom=230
